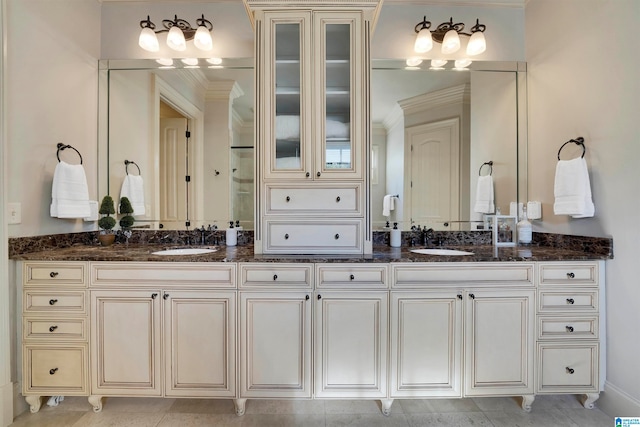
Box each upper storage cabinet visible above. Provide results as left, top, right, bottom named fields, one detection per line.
left=258, top=9, right=366, bottom=180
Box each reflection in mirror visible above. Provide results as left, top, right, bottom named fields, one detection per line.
left=370, top=60, right=526, bottom=231
left=101, top=59, right=254, bottom=230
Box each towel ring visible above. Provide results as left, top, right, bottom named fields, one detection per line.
left=479, top=161, right=493, bottom=176
left=56, top=143, right=83, bottom=165
left=557, top=137, right=585, bottom=161
left=124, top=160, right=141, bottom=175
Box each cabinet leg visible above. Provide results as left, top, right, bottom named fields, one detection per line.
left=581, top=393, right=600, bottom=409
left=520, top=395, right=535, bottom=412
left=233, top=398, right=247, bottom=416
left=380, top=399, right=393, bottom=416
left=88, top=395, right=103, bottom=413
left=25, top=395, right=41, bottom=413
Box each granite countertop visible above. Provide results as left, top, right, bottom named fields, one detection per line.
left=10, top=242, right=611, bottom=263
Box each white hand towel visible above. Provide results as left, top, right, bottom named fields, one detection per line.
left=50, top=161, right=91, bottom=219
left=473, top=175, right=495, bottom=214
left=120, top=175, right=146, bottom=216
left=553, top=157, right=594, bottom=218
left=382, top=194, right=395, bottom=217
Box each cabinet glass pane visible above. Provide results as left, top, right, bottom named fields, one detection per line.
left=275, top=23, right=301, bottom=170
left=325, top=24, right=351, bottom=170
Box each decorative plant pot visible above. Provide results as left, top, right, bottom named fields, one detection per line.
left=98, top=234, right=116, bottom=247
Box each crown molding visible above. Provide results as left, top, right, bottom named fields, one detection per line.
left=206, top=80, right=244, bottom=100
left=398, top=83, right=470, bottom=117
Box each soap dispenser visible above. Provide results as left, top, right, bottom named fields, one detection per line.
left=517, top=205, right=532, bottom=244
left=390, top=222, right=401, bottom=248
left=226, top=221, right=237, bottom=247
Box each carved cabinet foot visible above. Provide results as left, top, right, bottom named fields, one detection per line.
left=88, top=395, right=103, bottom=413
left=25, top=395, right=42, bottom=413
left=581, top=393, right=600, bottom=409
left=520, top=395, right=535, bottom=412
left=233, top=398, right=247, bottom=416
left=380, top=399, right=393, bottom=416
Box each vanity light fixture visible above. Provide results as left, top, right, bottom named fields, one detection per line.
left=405, top=57, right=423, bottom=67
left=155, top=58, right=174, bottom=66
left=139, top=14, right=213, bottom=53
left=430, top=59, right=448, bottom=69
left=413, top=16, right=486, bottom=56
left=454, top=58, right=472, bottom=69
left=206, top=57, right=223, bottom=65
left=180, top=58, right=199, bottom=66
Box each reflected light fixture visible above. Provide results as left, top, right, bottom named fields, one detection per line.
left=139, top=14, right=213, bottom=53
left=430, top=59, right=448, bottom=69
left=454, top=58, right=472, bottom=69
left=413, top=16, right=486, bottom=56
left=155, top=58, right=174, bottom=66
left=405, top=57, right=423, bottom=67
left=181, top=58, right=199, bottom=66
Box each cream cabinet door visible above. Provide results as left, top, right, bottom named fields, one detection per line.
left=314, top=291, right=388, bottom=398
left=390, top=291, right=463, bottom=398
left=240, top=291, right=312, bottom=398
left=164, top=290, right=236, bottom=397
left=91, top=290, right=161, bottom=395
left=464, top=289, right=535, bottom=396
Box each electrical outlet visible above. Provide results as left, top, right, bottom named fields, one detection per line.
left=8, top=202, right=21, bottom=224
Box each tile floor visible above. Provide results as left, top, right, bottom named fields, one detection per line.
left=10, top=395, right=614, bottom=427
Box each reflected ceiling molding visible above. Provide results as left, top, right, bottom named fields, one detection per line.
left=398, top=83, right=470, bottom=117
left=206, top=80, right=244, bottom=101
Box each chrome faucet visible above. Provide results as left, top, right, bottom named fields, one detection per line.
left=199, top=226, right=207, bottom=245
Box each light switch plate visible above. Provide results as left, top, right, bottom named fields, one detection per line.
left=8, top=202, right=21, bottom=224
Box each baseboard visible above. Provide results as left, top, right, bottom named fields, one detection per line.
left=0, top=381, right=13, bottom=427
left=598, top=381, right=640, bottom=417
left=12, top=382, right=27, bottom=420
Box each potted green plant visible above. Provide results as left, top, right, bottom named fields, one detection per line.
left=119, top=197, right=135, bottom=229
left=97, top=195, right=117, bottom=246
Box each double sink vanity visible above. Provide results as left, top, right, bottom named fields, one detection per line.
left=12, top=233, right=610, bottom=416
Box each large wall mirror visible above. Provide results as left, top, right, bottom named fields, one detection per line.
left=99, top=59, right=526, bottom=231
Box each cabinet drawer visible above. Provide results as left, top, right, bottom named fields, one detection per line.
left=265, top=220, right=362, bottom=254
left=91, top=262, right=236, bottom=288
left=265, top=184, right=362, bottom=215
left=240, top=264, right=313, bottom=288
left=392, top=263, right=534, bottom=288
left=24, top=318, right=87, bottom=341
left=537, top=343, right=598, bottom=392
left=24, top=291, right=86, bottom=314
left=24, top=345, right=88, bottom=394
left=538, top=290, right=598, bottom=313
left=316, top=265, right=388, bottom=289
left=537, top=316, right=598, bottom=340
left=24, top=262, right=86, bottom=287
left=539, top=263, right=598, bottom=286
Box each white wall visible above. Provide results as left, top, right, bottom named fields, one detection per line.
left=526, top=0, right=640, bottom=416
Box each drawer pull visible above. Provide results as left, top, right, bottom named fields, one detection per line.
left=317, top=294, right=322, bottom=300
left=49, top=368, right=58, bottom=375
left=273, top=274, right=278, bottom=281
left=336, top=196, right=341, bottom=202
left=317, top=171, right=321, bottom=177
left=286, top=196, right=290, bottom=202
left=566, top=298, right=575, bottom=304
left=305, top=295, right=310, bottom=300
left=457, top=294, right=463, bottom=300
left=350, top=274, right=355, bottom=280
left=49, top=272, right=59, bottom=278
left=163, top=293, right=170, bottom=300
left=469, top=293, right=475, bottom=299
left=566, top=367, right=575, bottom=374
left=306, top=172, right=310, bottom=178
left=334, top=234, right=340, bottom=240
left=49, top=325, right=58, bottom=332
left=151, top=293, right=158, bottom=299
left=566, top=326, right=574, bottom=333
left=284, top=234, right=289, bottom=240
left=49, top=299, right=58, bottom=305
left=567, top=272, right=575, bottom=279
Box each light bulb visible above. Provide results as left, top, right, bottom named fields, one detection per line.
left=430, top=59, right=448, bottom=68
left=194, top=26, right=213, bottom=51
left=466, top=31, right=486, bottom=56
left=405, top=57, right=423, bottom=67
left=167, top=26, right=186, bottom=51
left=441, top=29, right=460, bottom=54
left=454, top=58, right=472, bottom=69
left=139, top=27, right=159, bottom=52
left=414, top=28, right=433, bottom=53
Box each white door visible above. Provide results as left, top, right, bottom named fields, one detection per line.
left=390, top=291, right=463, bottom=398
left=91, top=290, right=161, bottom=395
left=160, top=117, right=188, bottom=229
left=407, top=118, right=460, bottom=230
left=464, top=289, right=535, bottom=396
left=240, top=292, right=312, bottom=398
left=314, top=291, right=388, bottom=398
left=164, top=290, right=236, bottom=397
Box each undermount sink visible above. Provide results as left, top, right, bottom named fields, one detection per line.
left=410, top=248, right=474, bottom=256
left=152, top=248, right=218, bottom=256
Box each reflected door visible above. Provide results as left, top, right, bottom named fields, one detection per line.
left=160, top=117, right=188, bottom=229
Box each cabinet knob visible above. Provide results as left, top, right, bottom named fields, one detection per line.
left=317, top=171, right=321, bottom=177
left=469, top=293, right=475, bottom=299
left=567, top=272, right=575, bottom=279
left=566, top=326, right=574, bottom=332
left=350, top=274, right=355, bottom=281
left=317, top=294, right=322, bottom=300
left=334, top=234, right=340, bottom=240
left=457, top=294, right=463, bottom=300
left=49, top=299, right=58, bottom=305
left=306, top=172, right=310, bottom=178
left=305, top=295, right=310, bottom=300
left=49, top=272, right=59, bottom=278
left=566, top=367, right=575, bottom=374
left=286, top=196, right=290, bottom=202
left=284, top=233, right=289, bottom=240
left=151, top=293, right=158, bottom=299
left=273, top=274, right=278, bottom=281
left=163, top=293, right=170, bottom=300
left=566, top=298, right=575, bottom=304
left=49, top=368, right=58, bottom=375
left=49, top=325, right=58, bottom=332
left=336, top=196, right=341, bottom=202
